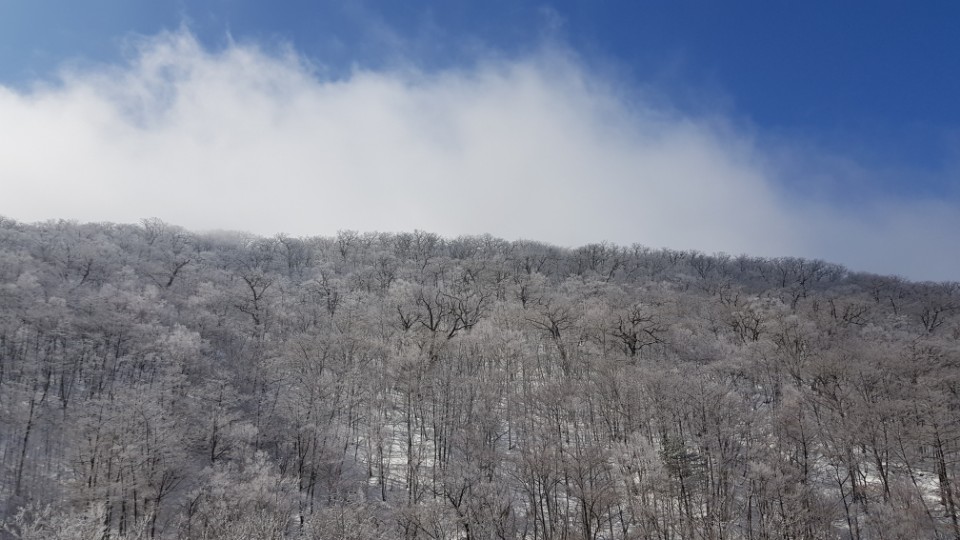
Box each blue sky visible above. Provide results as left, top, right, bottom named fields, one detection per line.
left=5, top=1, right=959, bottom=175
left=1, top=1, right=959, bottom=279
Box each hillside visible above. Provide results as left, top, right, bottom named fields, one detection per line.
left=0, top=217, right=958, bottom=539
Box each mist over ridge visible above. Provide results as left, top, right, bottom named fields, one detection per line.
left=2, top=30, right=959, bottom=281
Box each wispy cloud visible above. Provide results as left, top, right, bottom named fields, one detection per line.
left=1, top=30, right=957, bottom=280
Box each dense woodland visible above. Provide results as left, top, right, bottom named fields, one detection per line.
left=0, top=217, right=958, bottom=539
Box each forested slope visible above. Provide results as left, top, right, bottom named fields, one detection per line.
left=0, top=217, right=958, bottom=539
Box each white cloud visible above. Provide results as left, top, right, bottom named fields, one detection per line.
left=1, top=30, right=957, bottom=281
